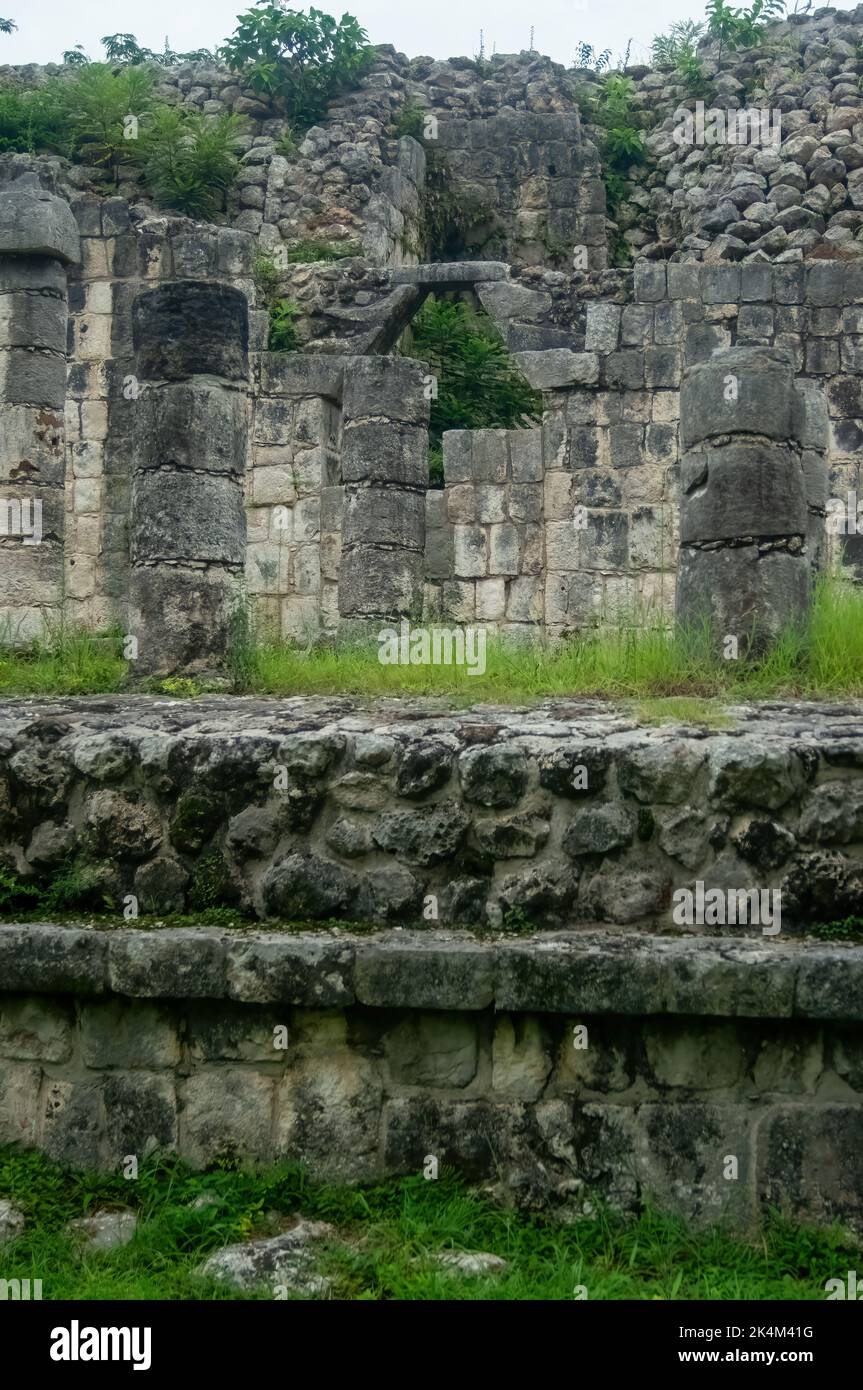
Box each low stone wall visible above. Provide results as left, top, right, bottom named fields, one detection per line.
left=1, top=924, right=860, bottom=1233
left=2, top=696, right=863, bottom=930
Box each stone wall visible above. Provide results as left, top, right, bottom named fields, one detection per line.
left=1, top=923, right=860, bottom=1233
left=3, top=696, right=863, bottom=932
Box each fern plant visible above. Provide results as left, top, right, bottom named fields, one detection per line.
left=407, top=297, right=542, bottom=465
left=268, top=298, right=302, bottom=350
left=133, top=107, right=246, bottom=217
left=61, top=62, right=155, bottom=173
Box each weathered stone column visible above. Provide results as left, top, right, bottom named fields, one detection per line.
left=338, top=357, right=429, bottom=621
left=677, top=346, right=828, bottom=655
left=129, top=281, right=249, bottom=675
left=0, top=173, right=80, bottom=640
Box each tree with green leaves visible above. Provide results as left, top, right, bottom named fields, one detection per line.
left=0, top=18, right=16, bottom=33
left=219, top=4, right=373, bottom=127
left=705, top=0, right=786, bottom=71
left=408, top=297, right=542, bottom=483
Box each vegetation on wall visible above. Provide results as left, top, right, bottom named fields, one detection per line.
left=422, top=151, right=499, bottom=261
left=219, top=4, right=373, bottom=127
left=578, top=73, right=646, bottom=265
left=253, top=255, right=304, bottom=349
left=706, top=0, right=787, bottom=70
left=651, top=20, right=709, bottom=92
left=407, top=296, right=542, bottom=483
left=572, top=42, right=611, bottom=73
left=134, top=107, right=246, bottom=217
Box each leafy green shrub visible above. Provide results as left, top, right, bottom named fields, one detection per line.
left=808, top=917, right=863, bottom=942
left=407, top=297, right=542, bottom=473
left=0, top=81, right=69, bottom=154
left=275, top=128, right=298, bottom=156
left=706, top=0, right=786, bottom=70
left=133, top=107, right=246, bottom=217
left=651, top=20, right=708, bottom=92
left=219, top=4, right=374, bottom=127
left=62, top=62, right=155, bottom=172
left=393, top=97, right=426, bottom=139
left=581, top=73, right=646, bottom=261
left=268, top=297, right=302, bottom=349
left=253, top=253, right=283, bottom=302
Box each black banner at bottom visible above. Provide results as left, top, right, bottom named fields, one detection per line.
left=2, top=1297, right=858, bottom=1375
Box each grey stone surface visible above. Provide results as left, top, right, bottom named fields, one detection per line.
left=0, top=175, right=80, bottom=264
left=198, top=1220, right=336, bottom=1295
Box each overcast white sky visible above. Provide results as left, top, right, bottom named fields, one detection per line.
left=3, top=0, right=861, bottom=70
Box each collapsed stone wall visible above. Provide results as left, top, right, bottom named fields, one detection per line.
left=1, top=923, right=860, bottom=1232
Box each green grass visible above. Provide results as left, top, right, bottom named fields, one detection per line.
left=230, top=577, right=863, bottom=705
left=4, top=577, right=863, bottom=706
left=0, top=623, right=126, bottom=696
left=0, top=1148, right=853, bottom=1301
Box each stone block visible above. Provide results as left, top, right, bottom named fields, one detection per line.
left=133, top=281, right=249, bottom=382
left=680, top=347, right=796, bottom=449
left=342, top=422, right=428, bottom=486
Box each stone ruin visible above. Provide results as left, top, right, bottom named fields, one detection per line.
left=0, top=21, right=862, bottom=1236
left=0, top=165, right=847, bottom=673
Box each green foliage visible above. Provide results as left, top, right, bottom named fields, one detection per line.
left=153, top=676, right=202, bottom=698
left=0, top=17, right=15, bottom=34
left=584, top=73, right=646, bottom=248
left=219, top=4, right=373, bottom=127
left=253, top=253, right=282, bottom=303
left=393, top=97, right=427, bottom=139
left=427, top=445, right=444, bottom=487
left=0, top=622, right=126, bottom=695
left=807, top=917, right=863, bottom=942
left=268, top=297, right=302, bottom=349
left=216, top=574, right=863, bottom=704
left=0, top=80, right=70, bottom=154
left=0, top=860, right=110, bottom=915
left=132, top=106, right=246, bottom=217
left=285, top=236, right=362, bottom=261
left=62, top=46, right=90, bottom=66
left=407, top=296, right=542, bottom=454
left=573, top=42, right=611, bottom=72
left=100, top=33, right=216, bottom=65
left=651, top=19, right=704, bottom=66
left=423, top=151, right=496, bottom=260
left=0, top=1147, right=854, bottom=1301
left=274, top=128, right=298, bottom=156
left=651, top=20, right=708, bottom=92
left=189, top=851, right=232, bottom=911
left=62, top=62, right=156, bottom=171
left=706, top=0, right=786, bottom=69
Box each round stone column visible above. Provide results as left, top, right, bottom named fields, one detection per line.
left=129, top=280, right=249, bottom=676
left=0, top=173, right=80, bottom=641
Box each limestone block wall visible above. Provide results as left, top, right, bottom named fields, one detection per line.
left=425, top=429, right=545, bottom=631
left=434, top=113, right=608, bottom=269
left=1, top=923, right=860, bottom=1234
